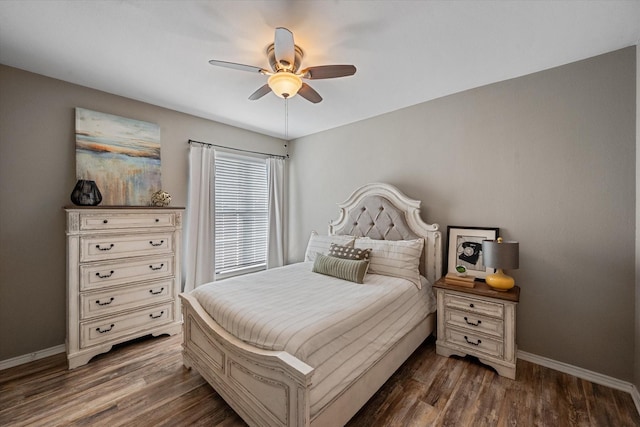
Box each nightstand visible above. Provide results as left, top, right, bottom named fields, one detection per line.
left=433, top=278, right=520, bottom=379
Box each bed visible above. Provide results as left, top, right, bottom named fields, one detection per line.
left=179, top=182, right=442, bottom=426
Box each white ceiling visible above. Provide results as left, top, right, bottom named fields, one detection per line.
left=1, top=1, right=639, bottom=140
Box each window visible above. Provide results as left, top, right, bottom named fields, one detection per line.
left=214, top=151, right=268, bottom=278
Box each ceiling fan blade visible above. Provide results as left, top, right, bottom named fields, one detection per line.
left=298, top=83, right=322, bottom=103
left=274, top=27, right=295, bottom=69
left=301, top=65, right=357, bottom=79
left=248, top=84, right=272, bottom=100
left=209, top=60, right=267, bottom=74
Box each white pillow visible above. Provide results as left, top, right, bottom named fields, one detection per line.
left=354, top=237, right=424, bottom=289
left=304, top=231, right=355, bottom=261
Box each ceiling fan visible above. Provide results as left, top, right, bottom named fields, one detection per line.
left=208, top=27, right=356, bottom=103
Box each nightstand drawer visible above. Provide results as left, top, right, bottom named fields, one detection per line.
left=80, top=232, right=174, bottom=262
left=80, top=303, right=174, bottom=349
left=446, top=328, right=503, bottom=358
left=79, top=212, right=176, bottom=230
left=80, top=255, right=174, bottom=291
left=445, top=310, right=503, bottom=338
left=80, top=279, right=174, bottom=320
left=445, top=294, right=504, bottom=318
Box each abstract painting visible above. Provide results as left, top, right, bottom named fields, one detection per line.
left=75, top=108, right=161, bottom=206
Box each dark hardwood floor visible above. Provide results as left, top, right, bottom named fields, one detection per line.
left=1, top=334, right=638, bottom=426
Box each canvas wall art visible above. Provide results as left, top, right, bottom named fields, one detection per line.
left=75, top=108, right=161, bottom=206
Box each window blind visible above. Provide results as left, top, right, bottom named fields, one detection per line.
left=214, top=152, right=268, bottom=276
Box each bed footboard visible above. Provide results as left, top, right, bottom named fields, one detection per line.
left=180, top=293, right=314, bottom=427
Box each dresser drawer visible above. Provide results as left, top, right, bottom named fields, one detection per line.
left=445, top=293, right=504, bottom=318
left=80, top=232, right=174, bottom=262
left=445, top=328, right=503, bottom=358
left=80, top=255, right=174, bottom=291
left=79, top=212, right=176, bottom=231
left=445, top=310, right=504, bottom=338
left=80, top=279, right=174, bottom=320
left=80, top=303, right=174, bottom=348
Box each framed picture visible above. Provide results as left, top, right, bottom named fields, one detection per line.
left=446, top=226, right=499, bottom=279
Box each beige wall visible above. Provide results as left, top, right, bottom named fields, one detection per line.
left=635, top=44, right=640, bottom=391
left=288, top=48, right=636, bottom=381
left=0, top=65, right=285, bottom=360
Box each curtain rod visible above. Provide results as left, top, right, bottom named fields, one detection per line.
left=188, top=139, right=288, bottom=159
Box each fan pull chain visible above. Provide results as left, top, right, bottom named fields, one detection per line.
left=284, top=97, right=289, bottom=142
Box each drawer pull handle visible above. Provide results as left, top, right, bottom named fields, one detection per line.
left=103, top=219, right=108, bottom=224
left=96, top=270, right=114, bottom=279
left=96, top=243, right=114, bottom=251
left=149, top=287, right=164, bottom=295
left=464, top=336, right=481, bottom=346
left=149, top=240, right=164, bottom=247
left=464, top=317, right=481, bottom=326
left=155, top=218, right=160, bottom=222
left=149, top=263, right=164, bottom=271
left=469, top=303, right=475, bottom=308
left=96, top=297, right=114, bottom=306
left=96, top=324, right=115, bottom=333
left=149, top=311, right=164, bottom=319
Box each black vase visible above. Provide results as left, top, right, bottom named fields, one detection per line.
left=70, top=180, right=102, bottom=206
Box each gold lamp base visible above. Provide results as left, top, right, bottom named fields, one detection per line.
left=485, top=269, right=515, bottom=292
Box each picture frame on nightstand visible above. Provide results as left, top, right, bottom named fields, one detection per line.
left=445, top=226, right=499, bottom=280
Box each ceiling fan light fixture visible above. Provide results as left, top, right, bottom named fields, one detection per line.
left=268, top=72, right=302, bottom=99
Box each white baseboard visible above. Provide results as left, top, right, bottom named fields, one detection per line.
left=518, top=350, right=640, bottom=416
left=0, top=344, right=66, bottom=371
left=632, top=385, right=640, bottom=418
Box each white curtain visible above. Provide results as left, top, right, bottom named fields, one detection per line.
left=266, top=157, right=285, bottom=268
left=184, top=144, right=216, bottom=292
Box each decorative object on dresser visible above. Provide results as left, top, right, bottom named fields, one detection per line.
left=150, top=190, right=172, bottom=207
left=445, top=226, right=499, bottom=279
left=482, top=237, right=520, bottom=291
left=434, top=277, right=519, bottom=379
left=70, top=179, right=102, bottom=206
left=65, top=207, right=184, bottom=369
left=443, top=272, right=475, bottom=288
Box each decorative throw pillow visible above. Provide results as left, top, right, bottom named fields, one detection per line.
left=328, top=243, right=372, bottom=261
left=312, top=253, right=369, bottom=284
left=354, top=237, right=424, bottom=289
left=304, top=231, right=355, bottom=261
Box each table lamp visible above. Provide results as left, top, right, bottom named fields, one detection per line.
left=482, top=237, right=519, bottom=291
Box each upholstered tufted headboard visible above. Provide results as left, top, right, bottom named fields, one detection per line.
left=328, top=183, right=442, bottom=284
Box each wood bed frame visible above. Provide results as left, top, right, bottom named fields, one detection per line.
left=180, top=183, right=442, bottom=426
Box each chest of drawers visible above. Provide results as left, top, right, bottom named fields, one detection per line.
left=66, top=207, right=184, bottom=369
left=433, top=278, right=519, bottom=379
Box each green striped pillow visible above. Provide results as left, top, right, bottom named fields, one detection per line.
left=312, top=253, right=369, bottom=284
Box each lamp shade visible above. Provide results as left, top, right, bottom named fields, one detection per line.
left=268, top=72, right=302, bottom=98
left=482, top=238, right=519, bottom=270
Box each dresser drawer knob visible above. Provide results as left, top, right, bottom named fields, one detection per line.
left=103, top=219, right=108, bottom=224
left=149, top=311, right=164, bottom=319
left=96, top=243, right=114, bottom=251
left=96, top=297, right=115, bottom=306
left=155, top=218, right=160, bottom=222
left=149, top=287, right=164, bottom=295
left=149, top=240, right=164, bottom=247
left=464, top=336, right=481, bottom=346
left=149, top=263, right=164, bottom=271
left=469, top=303, right=475, bottom=308
left=464, top=317, right=481, bottom=326
left=95, top=270, right=114, bottom=279
left=96, top=324, right=115, bottom=334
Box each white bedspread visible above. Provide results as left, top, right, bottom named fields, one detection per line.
left=191, top=261, right=437, bottom=415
